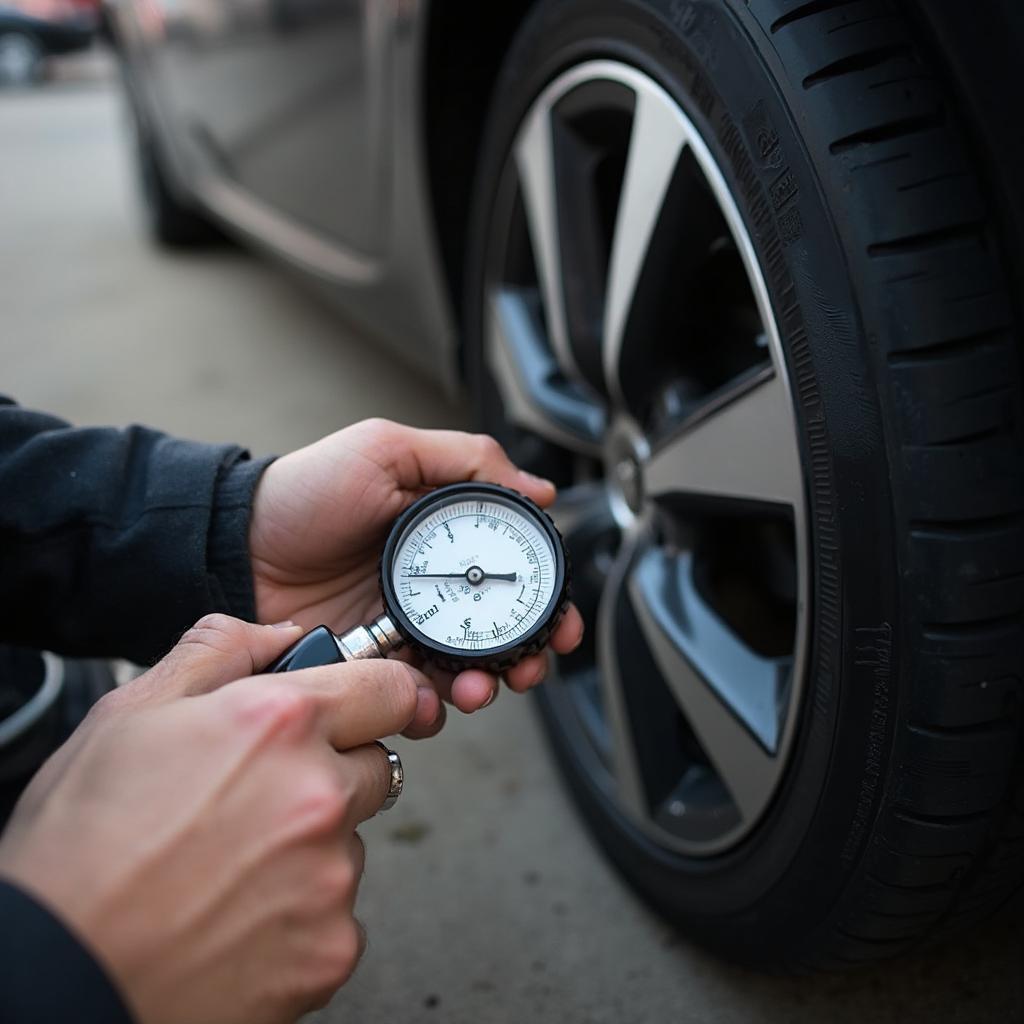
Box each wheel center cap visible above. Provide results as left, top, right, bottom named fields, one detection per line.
left=615, top=457, right=643, bottom=512
left=605, top=418, right=649, bottom=523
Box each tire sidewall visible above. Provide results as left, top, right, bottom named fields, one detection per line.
left=464, top=0, right=904, bottom=962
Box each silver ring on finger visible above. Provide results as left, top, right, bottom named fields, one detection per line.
left=374, top=741, right=403, bottom=812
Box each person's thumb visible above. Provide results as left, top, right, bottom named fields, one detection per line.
left=133, top=614, right=305, bottom=701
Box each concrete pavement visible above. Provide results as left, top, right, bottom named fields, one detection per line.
left=2, top=71, right=1021, bottom=1024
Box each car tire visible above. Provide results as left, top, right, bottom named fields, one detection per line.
left=129, top=102, right=221, bottom=248
left=463, top=0, right=1024, bottom=969
left=0, top=31, right=43, bottom=87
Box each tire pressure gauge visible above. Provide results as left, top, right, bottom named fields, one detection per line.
left=268, top=483, right=570, bottom=674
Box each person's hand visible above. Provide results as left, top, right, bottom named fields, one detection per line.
left=0, top=614, right=424, bottom=1024
left=249, top=419, right=584, bottom=733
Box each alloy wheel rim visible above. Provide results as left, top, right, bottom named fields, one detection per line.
left=484, top=60, right=810, bottom=855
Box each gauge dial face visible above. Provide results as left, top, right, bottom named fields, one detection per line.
left=386, top=488, right=561, bottom=657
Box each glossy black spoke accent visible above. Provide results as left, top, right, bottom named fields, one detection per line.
left=547, top=481, right=620, bottom=766
left=487, top=288, right=606, bottom=456
left=606, top=150, right=731, bottom=422
left=594, top=529, right=688, bottom=817
left=582, top=525, right=790, bottom=835
left=630, top=547, right=791, bottom=758
left=551, top=82, right=633, bottom=396
left=585, top=525, right=792, bottom=833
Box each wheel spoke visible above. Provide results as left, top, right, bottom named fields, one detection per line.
left=487, top=289, right=605, bottom=456
left=552, top=125, right=619, bottom=393
left=515, top=101, right=589, bottom=390
left=645, top=366, right=803, bottom=508
left=595, top=528, right=649, bottom=818
left=628, top=546, right=788, bottom=823
left=602, top=80, right=687, bottom=406
left=550, top=479, right=613, bottom=543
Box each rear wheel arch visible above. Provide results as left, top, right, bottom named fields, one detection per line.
left=421, top=0, right=539, bottom=368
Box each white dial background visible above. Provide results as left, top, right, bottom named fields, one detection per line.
left=390, top=495, right=558, bottom=653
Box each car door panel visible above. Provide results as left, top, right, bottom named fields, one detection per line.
left=145, top=0, right=387, bottom=257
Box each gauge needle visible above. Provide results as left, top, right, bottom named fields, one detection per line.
left=401, top=570, right=519, bottom=582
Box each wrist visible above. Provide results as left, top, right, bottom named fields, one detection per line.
left=209, top=453, right=276, bottom=623
left=0, top=880, right=135, bottom=1024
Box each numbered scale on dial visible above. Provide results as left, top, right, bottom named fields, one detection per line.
left=380, top=483, right=570, bottom=672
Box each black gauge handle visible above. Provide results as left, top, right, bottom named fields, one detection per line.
left=266, top=625, right=344, bottom=673
left=265, top=616, right=403, bottom=673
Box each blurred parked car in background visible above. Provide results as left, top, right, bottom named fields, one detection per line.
left=105, top=0, right=1024, bottom=972
left=0, top=0, right=96, bottom=85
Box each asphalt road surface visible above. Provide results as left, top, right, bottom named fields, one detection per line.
left=2, top=65, right=1022, bottom=1024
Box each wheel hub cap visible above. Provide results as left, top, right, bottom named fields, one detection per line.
left=606, top=418, right=649, bottom=523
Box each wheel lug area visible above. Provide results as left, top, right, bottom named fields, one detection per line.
left=614, top=456, right=642, bottom=512
left=604, top=416, right=649, bottom=524
left=615, top=458, right=638, bottom=484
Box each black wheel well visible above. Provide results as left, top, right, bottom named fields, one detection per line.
left=422, top=0, right=537, bottom=371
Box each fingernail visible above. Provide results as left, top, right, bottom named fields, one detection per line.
left=415, top=687, right=435, bottom=721
left=270, top=620, right=298, bottom=629
left=482, top=687, right=498, bottom=708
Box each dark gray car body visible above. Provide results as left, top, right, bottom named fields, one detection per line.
left=105, top=0, right=460, bottom=391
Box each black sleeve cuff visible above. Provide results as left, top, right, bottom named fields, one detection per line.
left=207, top=453, right=276, bottom=623
left=0, top=880, right=135, bottom=1024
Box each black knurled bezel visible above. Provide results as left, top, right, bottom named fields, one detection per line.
left=378, top=482, right=571, bottom=672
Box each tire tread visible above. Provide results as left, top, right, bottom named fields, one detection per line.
left=758, top=0, right=1024, bottom=969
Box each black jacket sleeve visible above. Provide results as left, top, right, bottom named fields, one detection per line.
left=0, top=397, right=274, bottom=664
left=0, top=881, right=135, bottom=1024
